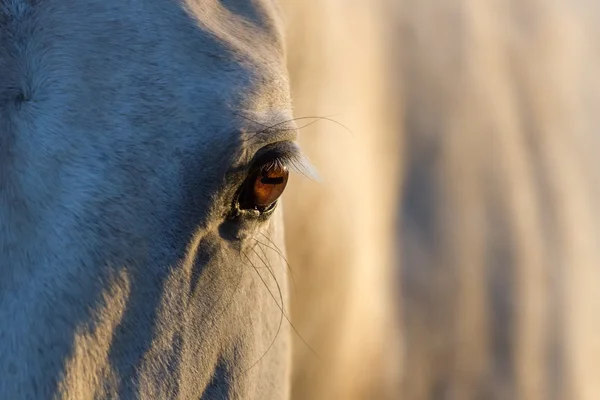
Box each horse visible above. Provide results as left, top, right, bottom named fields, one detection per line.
left=1, top=0, right=402, bottom=397
left=0, top=0, right=321, bottom=397
left=3, top=0, right=600, bottom=399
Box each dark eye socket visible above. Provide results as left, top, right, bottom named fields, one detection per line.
left=238, top=161, right=289, bottom=213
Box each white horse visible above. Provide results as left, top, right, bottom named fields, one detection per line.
left=5, top=0, right=600, bottom=399
left=0, top=0, right=400, bottom=398
left=1, top=0, right=313, bottom=398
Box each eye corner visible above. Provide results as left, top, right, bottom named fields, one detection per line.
left=227, top=196, right=278, bottom=222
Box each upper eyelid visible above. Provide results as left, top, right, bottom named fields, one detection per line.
left=251, top=141, right=318, bottom=180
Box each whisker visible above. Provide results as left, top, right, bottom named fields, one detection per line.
left=294, top=115, right=354, bottom=138
left=241, top=250, right=320, bottom=360
left=254, top=239, right=298, bottom=299
left=240, top=247, right=286, bottom=374
left=241, top=115, right=355, bottom=142
left=242, top=249, right=284, bottom=315
left=258, top=232, right=299, bottom=287
left=250, top=246, right=284, bottom=310
left=253, top=241, right=277, bottom=281
left=231, top=111, right=271, bottom=129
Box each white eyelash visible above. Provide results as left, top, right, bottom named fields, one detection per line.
left=285, top=153, right=319, bottom=181
left=269, top=144, right=319, bottom=181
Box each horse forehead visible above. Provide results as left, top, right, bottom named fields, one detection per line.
left=0, top=0, right=289, bottom=105
left=0, top=0, right=293, bottom=166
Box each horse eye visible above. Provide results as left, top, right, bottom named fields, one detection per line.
left=239, top=164, right=289, bottom=211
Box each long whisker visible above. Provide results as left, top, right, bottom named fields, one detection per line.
left=241, top=250, right=320, bottom=360
left=254, top=238, right=298, bottom=298
left=240, top=116, right=354, bottom=142
left=251, top=246, right=284, bottom=311
left=294, top=116, right=354, bottom=138
left=231, top=111, right=271, bottom=129
left=240, top=247, right=286, bottom=374
left=254, top=242, right=280, bottom=293
left=257, top=233, right=299, bottom=292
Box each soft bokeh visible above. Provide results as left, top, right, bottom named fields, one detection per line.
left=282, top=1, right=600, bottom=399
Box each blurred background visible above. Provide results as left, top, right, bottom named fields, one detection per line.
left=280, top=1, right=600, bottom=399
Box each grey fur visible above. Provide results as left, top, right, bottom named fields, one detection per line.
left=0, top=0, right=296, bottom=398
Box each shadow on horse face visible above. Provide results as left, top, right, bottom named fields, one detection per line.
left=0, top=0, right=302, bottom=398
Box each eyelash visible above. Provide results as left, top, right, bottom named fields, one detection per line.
left=249, top=155, right=289, bottom=175
left=251, top=143, right=316, bottom=180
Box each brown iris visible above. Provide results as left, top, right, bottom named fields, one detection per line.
left=250, top=164, right=289, bottom=208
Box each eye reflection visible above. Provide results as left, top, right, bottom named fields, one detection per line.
left=251, top=164, right=289, bottom=208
